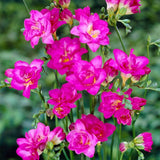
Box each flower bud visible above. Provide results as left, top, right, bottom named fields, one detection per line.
left=119, top=142, right=128, bottom=152
left=59, top=0, right=70, bottom=9
left=60, top=8, right=73, bottom=26
left=134, top=132, right=153, bottom=152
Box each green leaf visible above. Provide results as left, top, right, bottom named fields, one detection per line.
left=118, top=7, right=127, bottom=16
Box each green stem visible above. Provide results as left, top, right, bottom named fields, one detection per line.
left=111, top=117, right=116, bottom=160
left=120, top=152, right=124, bottom=160
left=54, top=70, right=60, bottom=88
left=80, top=92, right=85, bottom=115
left=91, top=95, right=96, bottom=114
left=114, top=25, right=127, bottom=53
left=70, top=109, right=74, bottom=123
left=76, top=100, right=80, bottom=119
left=62, top=148, right=70, bottom=160
left=69, top=150, right=74, bottom=160
left=97, top=144, right=103, bottom=160
left=65, top=116, right=69, bottom=133
left=55, top=116, right=58, bottom=127
left=118, top=124, right=122, bottom=160
left=101, top=45, right=105, bottom=64
left=22, top=0, right=30, bottom=15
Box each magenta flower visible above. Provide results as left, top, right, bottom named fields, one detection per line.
left=16, top=123, right=50, bottom=160
left=41, top=8, right=65, bottom=34
left=80, top=114, right=116, bottom=142
left=114, top=108, right=132, bottom=125
left=48, top=83, right=82, bottom=119
left=71, top=7, right=110, bottom=52
left=113, top=48, right=150, bottom=84
left=66, top=120, right=98, bottom=158
left=130, top=97, right=147, bottom=110
left=98, top=91, right=125, bottom=119
left=23, top=10, right=54, bottom=48
left=5, top=59, right=44, bottom=98
left=105, top=0, right=141, bottom=15
left=60, top=8, right=73, bottom=26
left=119, top=0, right=141, bottom=15
left=53, top=103, right=75, bottom=119
left=48, top=83, right=82, bottom=105
left=66, top=56, right=106, bottom=95
left=73, top=6, right=91, bottom=21
left=134, top=132, right=153, bottom=152
left=47, top=37, right=87, bottom=75
left=103, top=58, right=118, bottom=84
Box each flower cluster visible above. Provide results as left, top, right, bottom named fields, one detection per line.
left=67, top=114, right=116, bottom=157
left=98, top=88, right=146, bottom=125
left=48, top=83, right=82, bottom=118
left=3, top=0, right=154, bottom=159
left=16, top=122, right=65, bottom=160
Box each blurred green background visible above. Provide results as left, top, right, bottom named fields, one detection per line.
left=0, top=0, right=160, bottom=159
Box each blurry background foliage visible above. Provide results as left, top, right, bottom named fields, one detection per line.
left=0, top=0, right=160, bottom=159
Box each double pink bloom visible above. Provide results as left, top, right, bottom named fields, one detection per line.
left=23, top=8, right=65, bottom=48
left=71, top=6, right=110, bottom=52
left=66, top=56, right=106, bottom=95
left=67, top=114, right=115, bottom=157
left=105, top=0, right=141, bottom=15
left=48, top=83, right=82, bottom=119
left=46, top=37, right=88, bottom=75
left=5, top=59, right=44, bottom=98
left=16, top=122, right=65, bottom=160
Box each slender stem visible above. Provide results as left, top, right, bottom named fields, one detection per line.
left=62, top=148, right=70, bottom=160
left=55, top=116, right=58, bottom=127
left=103, top=142, right=107, bottom=160
left=70, top=109, right=74, bottom=123
left=114, top=25, right=127, bottom=53
left=76, top=100, right=80, bottom=119
left=80, top=92, right=84, bottom=115
left=132, top=122, right=135, bottom=138
left=120, top=153, right=124, bottom=160
left=69, top=150, right=74, bottom=160
left=101, top=45, right=105, bottom=64
left=118, top=124, right=122, bottom=160
left=97, top=144, right=103, bottom=160
left=91, top=95, right=96, bottom=114
left=111, top=117, right=116, bottom=160
left=65, top=116, right=69, bottom=133
left=54, top=70, right=60, bottom=88
left=22, top=0, right=30, bottom=15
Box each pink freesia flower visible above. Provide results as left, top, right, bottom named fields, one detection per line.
left=5, top=59, right=44, bottom=98
left=23, top=10, right=54, bottom=48
left=105, top=0, right=141, bottom=15
left=16, top=123, right=65, bottom=160
left=48, top=83, right=82, bottom=105
left=59, top=0, right=71, bottom=9
left=80, top=114, right=116, bottom=142
left=113, top=48, right=150, bottom=84
left=114, top=108, right=132, bottom=125
left=41, top=8, right=65, bottom=34
left=48, top=83, right=82, bottom=119
left=119, top=0, right=141, bottom=15
left=71, top=7, right=110, bottom=52
left=60, top=8, right=73, bottom=26
left=47, top=37, right=87, bottom=75
left=98, top=91, right=125, bottom=119
left=73, top=6, right=91, bottom=21
left=119, top=142, right=128, bottom=152
left=66, top=120, right=98, bottom=158
left=66, top=56, right=106, bottom=95
left=134, top=132, right=153, bottom=152
left=103, top=58, right=118, bottom=84
left=53, top=103, right=76, bottom=119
